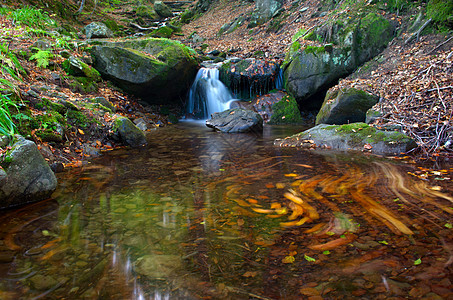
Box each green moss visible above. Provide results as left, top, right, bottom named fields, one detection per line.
left=135, top=5, right=157, bottom=19
left=304, top=45, right=326, bottom=55
left=324, top=123, right=412, bottom=145
left=269, top=95, right=303, bottom=124
left=68, top=77, right=98, bottom=93
left=66, top=110, right=89, bottom=129
left=150, top=26, right=174, bottom=38
left=358, top=13, right=393, bottom=50
left=180, top=9, right=194, bottom=24
left=103, top=19, right=119, bottom=32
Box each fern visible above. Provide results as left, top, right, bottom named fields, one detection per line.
left=0, top=94, right=18, bottom=138
left=29, top=49, right=52, bottom=68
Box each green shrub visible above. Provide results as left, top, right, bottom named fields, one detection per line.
left=427, top=0, right=453, bottom=26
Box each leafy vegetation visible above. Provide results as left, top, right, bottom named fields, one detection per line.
left=0, top=94, right=18, bottom=138
left=0, top=6, right=55, bottom=29
left=29, top=49, right=53, bottom=68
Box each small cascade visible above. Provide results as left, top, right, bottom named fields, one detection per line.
left=186, top=67, right=235, bottom=119
left=275, top=67, right=284, bottom=90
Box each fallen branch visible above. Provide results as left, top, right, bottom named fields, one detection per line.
left=428, top=35, right=453, bottom=55
left=405, top=18, right=432, bottom=45
left=130, top=23, right=158, bottom=31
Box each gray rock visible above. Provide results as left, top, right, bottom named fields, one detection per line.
left=154, top=1, right=173, bottom=18
left=32, top=39, right=52, bottom=51
left=114, top=116, right=147, bottom=147
left=249, top=0, right=283, bottom=27
left=93, top=97, right=115, bottom=112
left=315, top=88, right=379, bottom=125
left=206, top=108, right=263, bottom=133
left=84, top=22, right=113, bottom=39
left=90, top=38, right=198, bottom=105
left=0, top=135, right=57, bottom=209
left=274, top=123, right=417, bottom=155
left=366, top=108, right=383, bottom=124
left=284, top=12, right=394, bottom=106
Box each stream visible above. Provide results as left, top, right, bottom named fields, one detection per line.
left=0, top=122, right=452, bottom=299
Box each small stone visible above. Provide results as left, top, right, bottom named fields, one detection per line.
left=30, top=274, right=58, bottom=290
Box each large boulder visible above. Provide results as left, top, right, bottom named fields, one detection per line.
left=90, top=38, right=198, bottom=105
left=154, top=1, right=174, bottom=18
left=114, top=116, right=147, bottom=148
left=274, top=123, right=417, bottom=155
left=219, top=59, right=280, bottom=99
left=84, top=22, right=114, bottom=39
left=284, top=12, right=394, bottom=107
left=206, top=108, right=263, bottom=133
left=249, top=0, right=284, bottom=28
left=0, top=135, right=57, bottom=209
left=315, top=88, right=379, bottom=125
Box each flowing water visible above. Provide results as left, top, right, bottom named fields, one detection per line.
left=0, top=122, right=452, bottom=299
left=186, top=68, right=235, bottom=119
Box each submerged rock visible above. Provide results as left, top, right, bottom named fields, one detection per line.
left=90, top=38, right=198, bottom=105
left=316, top=88, right=379, bottom=125
left=0, top=135, right=57, bottom=209
left=274, top=123, right=417, bottom=155
left=206, top=108, right=263, bottom=133
left=114, top=116, right=147, bottom=148
left=135, top=255, right=181, bottom=279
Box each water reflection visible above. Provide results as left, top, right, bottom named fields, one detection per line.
left=0, top=122, right=452, bottom=299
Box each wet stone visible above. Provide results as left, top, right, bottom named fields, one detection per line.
left=29, top=274, right=58, bottom=291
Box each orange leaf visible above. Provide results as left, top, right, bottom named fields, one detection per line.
left=78, top=129, right=85, bottom=135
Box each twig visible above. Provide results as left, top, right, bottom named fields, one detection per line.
left=428, top=35, right=453, bottom=55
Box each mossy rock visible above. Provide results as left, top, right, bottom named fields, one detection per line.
left=284, top=11, right=394, bottom=104
left=315, top=88, right=379, bottom=125
left=150, top=26, right=174, bottom=38
left=274, top=123, right=417, bottom=155
left=113, top=116, right=147, bottom=147
left=90, top=38, right=198, bottom=105
left=135, top=5, right=158, bottom=19
left=268, top=95, right=303, bottom=124
left=180, top=9, right=195, bottom=24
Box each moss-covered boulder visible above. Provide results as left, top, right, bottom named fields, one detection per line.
left=249, top=0, right=283, bottom=28
left=219, top=59, right=280, bottom=99
left=154, top=1, right=173, bottom=18
left=63, top=56, right=101, bottom=81
left=284, top=12, right=394, bottom=106
left=90, top=38, right=198, bottom=105
left=274, top=123, right=417, bottom=155
left=315, top=88, right=379, bottom=125
left=150, top=26, right=173, bottom=38
left=268, top=94, right=303, bottom=124
left=0, top=135, right=57, bottom=209
left=114, top=116, right=147, bottom=148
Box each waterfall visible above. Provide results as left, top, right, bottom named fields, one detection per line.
left=275, top=67, right=284, bottom=90
left=186, top=67, right=235, bottom=119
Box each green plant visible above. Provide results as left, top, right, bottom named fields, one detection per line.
left=0, top=43, right=26, bottom=81
left=29, top=49, right=53, bottom=68
left=3, top=6, right=55, bottom=29
left=0, top=94, right=18, bottom=138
